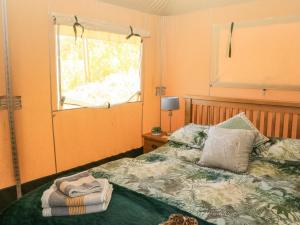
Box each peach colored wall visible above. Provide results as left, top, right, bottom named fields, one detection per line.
left=53, top=103, right=143, bottom=172
left=3, top=0, right=300, bottom=190
left=216, top=20, right=300, bottom=87
left=0, top=0, right=161, bottom=189
left=49, top=0, right=161, bottom=172
left=162, top=0, right=300, bottom=132
left=5, top=0, right=57, bottom=189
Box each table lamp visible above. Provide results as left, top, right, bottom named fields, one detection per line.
left=161, top=96, right=179, bottom=135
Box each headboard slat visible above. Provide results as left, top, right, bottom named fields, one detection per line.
left=253, top=111, right=259, bottom=128
left=279, top=113, right=284, bottom=137
left=203, top=105, right=208, bottom=125
left=225, top=108, right=231, bottom=120
left=212, top=107, right=218, bottom=124
left=274, top=113, right=280, bottom=137
left=184, top=97, right=192, bottom=125
left=232, top=108, right=238, bottom=116
left=283, top=114, right=289, bottom=138
left=193, top=105, right=198, bottom=124
left=210, top=106, right=214, bottom=125
left=185, top=96, right=300, bottom=139
left=288, top=113, right=293, bottom=138
left=263, top=112, right=268, bottom=136
left=271, top=112, right=276, bottom=137
left=198, top=105, right=203, bottom=124
left=259, top=111, right=265, bottom=134
left=267, top=112, right=272, bottom=137
left=220, top=107, right=225, bottom=122
left=296, top=116, right=300, bottom=138
left=291, top=114, right=298, bottom=139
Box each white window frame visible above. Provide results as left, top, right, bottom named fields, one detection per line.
left=51, top=14, right=150, bottom=110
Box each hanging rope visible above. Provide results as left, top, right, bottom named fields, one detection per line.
left=228, top=22, right=235, bottom=58
left=73, top=16, right=84, bottom=42
left=126, top=26, right=143, bottom=43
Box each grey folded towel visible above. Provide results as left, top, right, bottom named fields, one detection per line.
left=41, top=179, right=110, bottom=208
left=54, top=171, right=107, bottom=197
left=42, top=185, right=113, bottom=217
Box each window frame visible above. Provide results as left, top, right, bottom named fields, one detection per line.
left=53, top=23, right=144, bottom=111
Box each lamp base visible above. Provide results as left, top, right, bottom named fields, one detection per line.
left=168, top=110, right=173, bottom=135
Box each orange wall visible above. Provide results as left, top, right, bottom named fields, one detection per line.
left=49, top=0, right=161, bottom=172
left=0, top=0, right=161, bottom=189
left=216, top=21, right=300, bottom=87
left=53, top=103, right=143, bottom=172
left=3, top=0, right=300, bottom=190
left=162, top=0, right=300, bottom=132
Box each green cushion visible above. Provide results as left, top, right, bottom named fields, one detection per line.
left=169, top=124, right=209, bottom=149
left=217, top=112, right=269, bottom=147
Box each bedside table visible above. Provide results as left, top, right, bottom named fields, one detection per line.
left=142, top=132, right=168, bottom=153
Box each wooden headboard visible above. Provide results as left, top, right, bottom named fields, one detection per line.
left=185, top=95, right=300, bottom=139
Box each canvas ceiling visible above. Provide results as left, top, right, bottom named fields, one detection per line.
left=98, top=0, right=254, bottom=15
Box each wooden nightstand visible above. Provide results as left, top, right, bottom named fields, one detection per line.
left=142, top=132, right=168, bottom=153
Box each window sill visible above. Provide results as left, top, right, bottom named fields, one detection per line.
left=53, top=101, right=143, bottom=113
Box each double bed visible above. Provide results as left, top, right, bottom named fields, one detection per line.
left=1, top=96, right=300, bottom=225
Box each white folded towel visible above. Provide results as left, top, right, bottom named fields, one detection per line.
left=54, top=171, right=108, bottom=197
left=42, top=184, right=113, bottom=217
left=41, top=179, right=111, bottom=208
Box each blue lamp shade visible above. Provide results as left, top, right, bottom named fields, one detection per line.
left=161, top=96, right=179, bottom=111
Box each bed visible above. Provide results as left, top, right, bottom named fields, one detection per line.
left=1, top=96, right=300, bottom=225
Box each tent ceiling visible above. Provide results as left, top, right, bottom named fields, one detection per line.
left=98, top=0, right=253, bottom=15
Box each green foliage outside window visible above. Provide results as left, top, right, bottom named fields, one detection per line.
left=57, top=26, right=142, bottom=107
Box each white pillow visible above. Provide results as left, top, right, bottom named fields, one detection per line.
left=198, top=127, right=257, bottom=173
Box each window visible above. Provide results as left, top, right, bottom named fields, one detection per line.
left=56, top=25, right=143, bottom=108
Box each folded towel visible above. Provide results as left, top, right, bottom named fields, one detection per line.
left=42, top=184, right=113, bottom=217
left=54, top=171, right=107, bottom=197
left=41, top=179, right=110, bottom=208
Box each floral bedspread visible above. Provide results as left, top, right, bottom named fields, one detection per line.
left=92, top=139, right=300, bottom=225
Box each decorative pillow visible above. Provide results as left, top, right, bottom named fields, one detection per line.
left=217, top=112, right=269, bottom=148
left=198, top=127, right=257, bottom=173
left=169, top=124, right=209, bottom=149
left=254, top=137, right=300, bottom=162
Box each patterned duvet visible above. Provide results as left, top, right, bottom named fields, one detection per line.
left=92, top=139, right=300, bottom=225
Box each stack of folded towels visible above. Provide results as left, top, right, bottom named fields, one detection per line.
left=41, top=171, right=113, bottom=217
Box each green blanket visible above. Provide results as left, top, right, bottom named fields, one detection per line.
left=92, top=139, right=300, bottom=225
left=0, top=182, right=212, bottom=225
